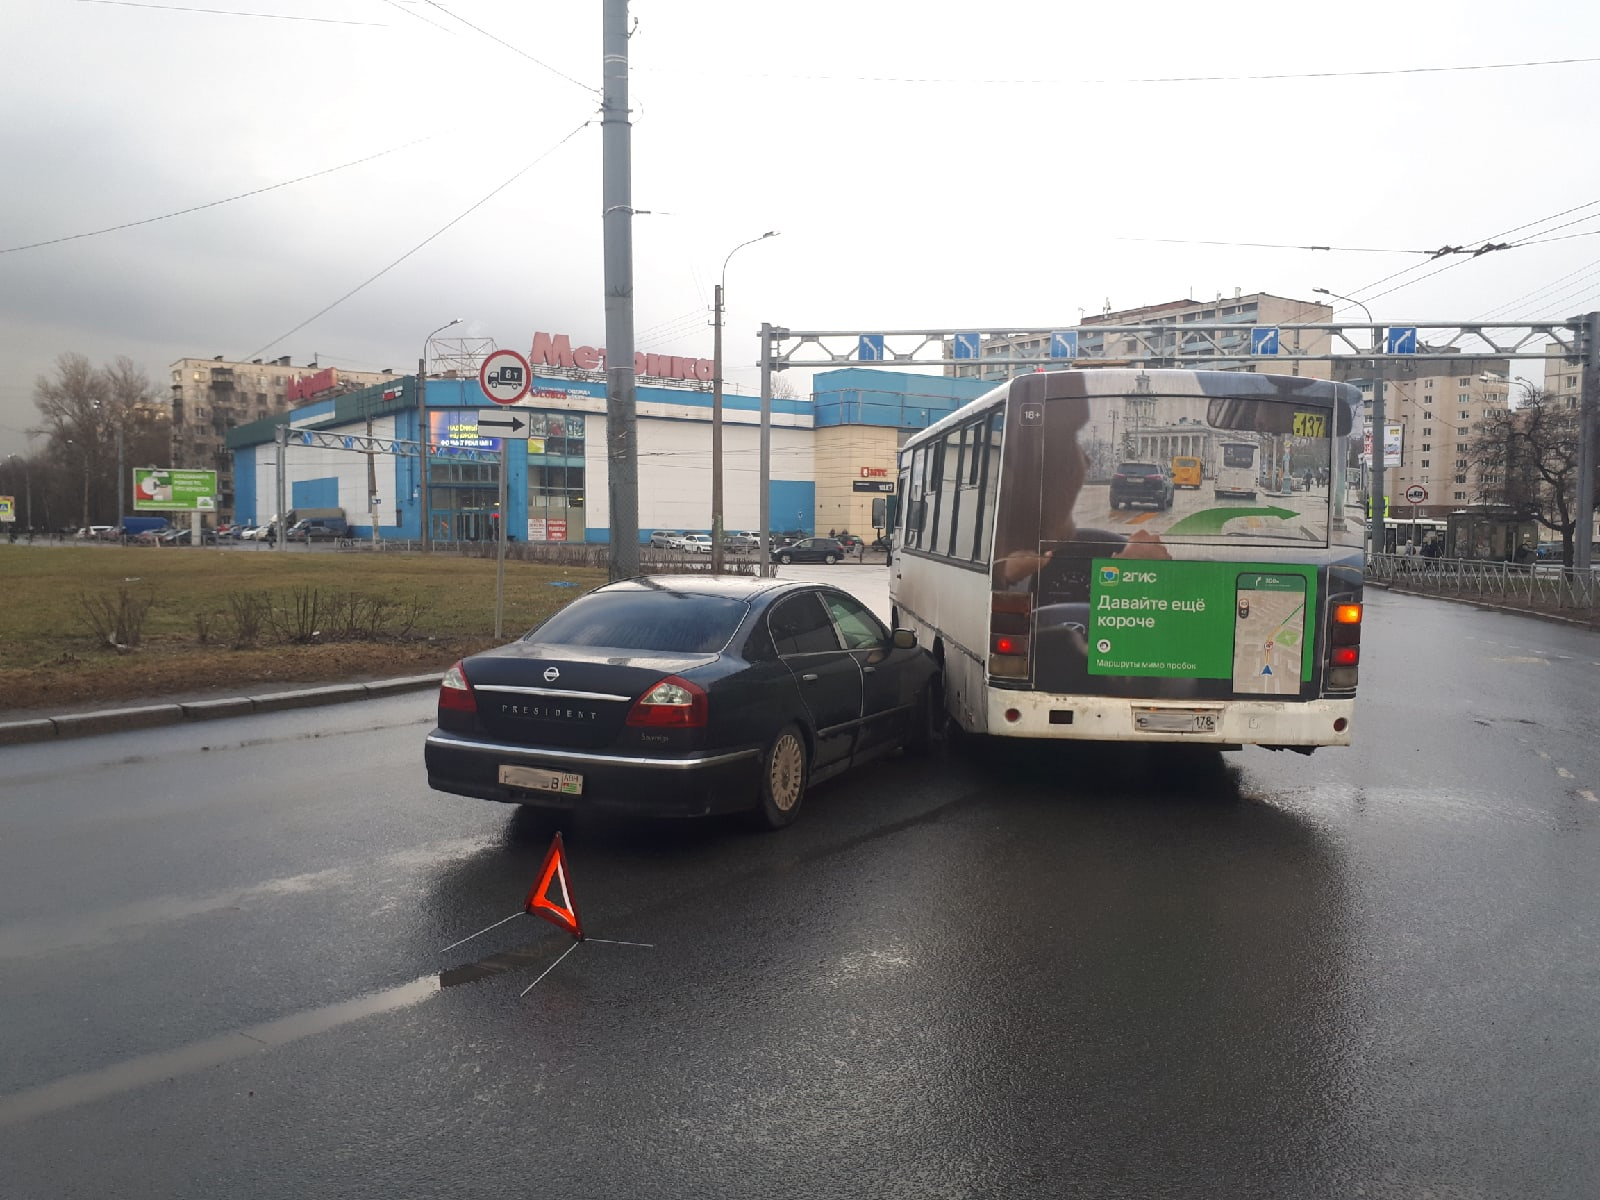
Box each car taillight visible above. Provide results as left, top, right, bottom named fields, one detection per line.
left=438, top=661, right=477, bottom=713
left=1146, top=474, right=1162, bottom=483
left=625, top=675, right=708, bottom=727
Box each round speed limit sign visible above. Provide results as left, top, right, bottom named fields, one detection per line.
left=1405, top=485, right=1428, bottom=504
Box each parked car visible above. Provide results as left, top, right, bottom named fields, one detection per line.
left=79, top=525, right=116, bottom=541
left=773, top=537, right=847, bottom=565
left=286, top=517, right=348, bottom=542
left=424, top=575, right=941, bottom=828
left=1109, top=461, right=1175, bottom=510
left=723, top=530, right=761, bottom=552
left=679, top=533, right=714, bottom=554
left=649, top=530, right=685, bottom=549
left=834, top=533, right=866, bottom=553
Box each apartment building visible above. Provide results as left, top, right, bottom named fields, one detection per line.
left=169, top=355, right=400, bottom=516
left=1331, top=358, right=1511, bottom=517
left=946, top=291, right=1335, bottom=380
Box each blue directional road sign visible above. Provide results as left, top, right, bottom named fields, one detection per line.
left=1385, top=326, right=1418, bottom=355
left=1250, top=326, right=1280, bottom=355
left=859, top=335, right=885, bottom=361
left=953, top=333, right=979, bottom=360
left=1050, top=331, right=1078, bottom=359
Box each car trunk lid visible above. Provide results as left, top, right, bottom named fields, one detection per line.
left=465, top=643, right=717, bottom=748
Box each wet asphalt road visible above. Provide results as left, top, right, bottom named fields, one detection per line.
left=1, top=578, right=1599, bottom=1198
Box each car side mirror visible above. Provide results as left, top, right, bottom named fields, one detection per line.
left=892, top=628, right=917, bottom=650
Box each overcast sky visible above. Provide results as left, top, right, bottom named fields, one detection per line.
left=4, top=0, right=1599, bottom=456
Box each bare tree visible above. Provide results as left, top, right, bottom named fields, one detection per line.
left=769, top=373, right=801, bottom=401
left=1468, top=383, right=1589, bottom=564
left=30, top=354, right=168, bottom=530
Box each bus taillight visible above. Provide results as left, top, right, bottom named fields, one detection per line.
left=1326, top=599, right=1362, bottom=690
left=990, top=591, right=1031, bottom=678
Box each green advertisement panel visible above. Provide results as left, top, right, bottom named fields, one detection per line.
left=132, top=468, right=217, bottom=512
left=1088, top=559, right=1317, bottom=690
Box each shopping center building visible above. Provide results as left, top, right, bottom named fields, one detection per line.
left=224, top=366, right=991, bottom=543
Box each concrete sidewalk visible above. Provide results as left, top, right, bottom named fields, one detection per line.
left=0, top=673, right=444, bottom=747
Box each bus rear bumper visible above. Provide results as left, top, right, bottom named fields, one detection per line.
left=980, top=693, right=1356, bottom=748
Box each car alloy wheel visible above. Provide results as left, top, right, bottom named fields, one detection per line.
left=779, top=553, right=793, bottom=564
left=755, top=724, right=807, bottom=829
left=824, top=554, right=837, bottom=564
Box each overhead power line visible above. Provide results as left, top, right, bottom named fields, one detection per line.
left=75, top=0, right=386, bottom=25
left=244, top=119, right=594, bottom=362
left=1, top=139, right=428, bottom=255
left=639, top=53, right=1600, bottom=88
left=421, top=0, right=598, bottom=96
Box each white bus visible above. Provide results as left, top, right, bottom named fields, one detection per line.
left=1214, top=440, right=1260, bottom=500
left=889, top=369, right=1365, bottom=752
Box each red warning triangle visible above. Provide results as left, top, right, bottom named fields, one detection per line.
left=524, top=832, right=583, bottom=940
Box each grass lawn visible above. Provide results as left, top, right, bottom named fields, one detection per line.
left=0, top=544, right=609, bottom=715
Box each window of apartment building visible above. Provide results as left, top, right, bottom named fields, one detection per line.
left=1456, top=458, right=1467, bottom=469
left=1422, top=426, right=1431, bottom=435
left=1454, top=491, right=1466, bottom=500
left=1454, top=475, right=1467, bottom=484
left=1421, top=443, right=1430, bottom=451
left=1458, top=377, right=1470, bottom=385
left=1423, top=410, right=1432, bottom=419
left=1460, top=410, right=1470, bottom=419
left=1458, top=393, right=1470, bottom=403
left=1421, top=458, right=1429, bottom=468
left=1424, top=379, right=1432, bottom=389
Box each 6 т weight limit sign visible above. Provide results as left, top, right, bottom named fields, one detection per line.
left=480, top=349, right=531, bottom=404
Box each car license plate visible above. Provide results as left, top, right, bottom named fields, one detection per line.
left=1134, top=708, right=1219, bottom=734
left=499, top=765, right=584, bottom=795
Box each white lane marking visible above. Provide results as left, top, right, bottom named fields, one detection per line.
left=1580, top=790, right=1598, bottom=803
left=1537, top=750, right=1552, bottom=760
left=1489, top=656, right=1549, bottom=665
left=1556, top=768, right=1574, bottom=779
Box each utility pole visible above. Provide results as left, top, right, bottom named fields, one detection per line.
left=712, top=282, right=724, bottom=575
left=602, top=0, right=639, bottom=581
left=418, top=355, right=430, bottom=551
left=758, top=322, right=774, bottom=577
left=1576, top=310, right=1599, bottom=571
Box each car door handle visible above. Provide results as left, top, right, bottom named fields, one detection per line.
left=863, top=666, right=876, bottom=674
left=801, top=673, right=819, bottom=682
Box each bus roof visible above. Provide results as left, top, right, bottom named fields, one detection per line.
left=902, top=368, right=1360, bottom=451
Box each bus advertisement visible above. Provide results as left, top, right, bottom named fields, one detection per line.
left=890, top=369, right=1364, bottom=752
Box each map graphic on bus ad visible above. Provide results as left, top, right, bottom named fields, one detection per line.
left=1085, top=560, right=1315, bottom=688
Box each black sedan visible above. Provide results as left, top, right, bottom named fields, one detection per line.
left=424, top=576, right=941, bottom=828
left=773, top=537, right=847, bottom=565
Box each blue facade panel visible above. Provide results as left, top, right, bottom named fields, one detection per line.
left=292, top=478, right=340, bottom=510
left=769, top=480, right=814, bottom=535
left=234, top=447, right=258, bottom=523
left=811, top=368, right=991, bottom=430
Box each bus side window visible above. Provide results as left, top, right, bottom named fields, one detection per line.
left=973, top=412, right=1003, bottom=563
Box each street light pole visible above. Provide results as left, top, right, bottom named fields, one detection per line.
left=711, top=231, right=777, bottom=575
left=418, top=318, right=461, bottom=551
left=1316, top=287, right=1385, bottom=557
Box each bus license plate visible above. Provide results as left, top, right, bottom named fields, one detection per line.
left=499, top=765, right=584, bottom=795
left=1134, top=709, right=1219, bottom=734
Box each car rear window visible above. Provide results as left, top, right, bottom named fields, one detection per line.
left=1118, top=463, right=1158, bottom=473
left=524, top=592, right=748, bottom=653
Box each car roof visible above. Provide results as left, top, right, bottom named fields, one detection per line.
left=595, top=574, right=814, bottom=603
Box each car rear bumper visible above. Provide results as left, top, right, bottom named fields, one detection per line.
left=424, top=729, right=763, bottom=816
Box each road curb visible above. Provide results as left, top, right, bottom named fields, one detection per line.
left=0, top=673, right=443, bottom=747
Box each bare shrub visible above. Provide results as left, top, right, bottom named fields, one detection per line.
left=272, top=586, right=323, bottom=644
left=226, top=592, right=270, bottom=649
left=76, top=586, right=155, bottom=652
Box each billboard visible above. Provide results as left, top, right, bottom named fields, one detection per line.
left=132, top=468, right=217, bottom=512
left=1361, top=422, right=1403, bottom=468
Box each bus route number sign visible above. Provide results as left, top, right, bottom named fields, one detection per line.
left=1292, top=411, right=1327, bottom=438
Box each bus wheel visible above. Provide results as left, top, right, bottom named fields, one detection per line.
left=752, top=724, right=807, bottom=830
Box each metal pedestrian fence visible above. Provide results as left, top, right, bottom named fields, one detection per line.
left=1366, top=553, right=1600, bottom=614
